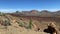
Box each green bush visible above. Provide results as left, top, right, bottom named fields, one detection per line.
left=17, top=21, right=25, bottom=27
left=1, top=19, right=11, bottom=29
left=19, top=22, right=24, bottom=27
left=0, top=12, right=5, bottom=16
left=27, top=19, right=33, bottom=29
left=17, top=21, right=28, bottom=28
left=17, top=19, right=33, bottom=29
left=3, top=19, right=11, bottom=26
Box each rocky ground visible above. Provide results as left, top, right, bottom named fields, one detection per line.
left=0, top=14, right=60, bottom=34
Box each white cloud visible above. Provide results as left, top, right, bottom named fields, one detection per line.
left=0, top=9, right=60, bottom=13
left=0, top=9, right=19, bottom=13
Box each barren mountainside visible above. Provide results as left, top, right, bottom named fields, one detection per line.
left=0, top=10, right=60, bottom=34
left=9, top=10, right=60, bottom=17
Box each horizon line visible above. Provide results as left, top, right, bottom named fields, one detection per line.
left=0, top=9, right=60, bottom=13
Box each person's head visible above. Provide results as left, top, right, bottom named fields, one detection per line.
left=48, top=23, right=56, bottom=28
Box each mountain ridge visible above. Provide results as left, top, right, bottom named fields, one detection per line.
left=8, top=10, right=60, bottom=17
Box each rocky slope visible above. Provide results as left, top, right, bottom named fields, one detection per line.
left=0, top=10, right=60, bottom=34
left=0, top=14, right=49, bottom=34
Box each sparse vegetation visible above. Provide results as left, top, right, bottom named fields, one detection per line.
left=19, top=22, right=24, bottom=27
left=2, top=19, right=11, bottom=29
left=0, top=12, right=5, bottom=16
left=0, top=11, right=60, bottom=34
left=17, top=19, right=33, bottom=29
left=17, top=20, right=33, bottom=29
left=17, top=21, right=26, bottom=27
left=4, top=19, right=11, bottom=26
left=27, top=19, right=33, bottom=29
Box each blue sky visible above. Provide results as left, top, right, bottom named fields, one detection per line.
left=0, top=0, right=60, bottom=12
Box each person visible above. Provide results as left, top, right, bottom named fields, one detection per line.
left=44, top=23, right=57, bottom=34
